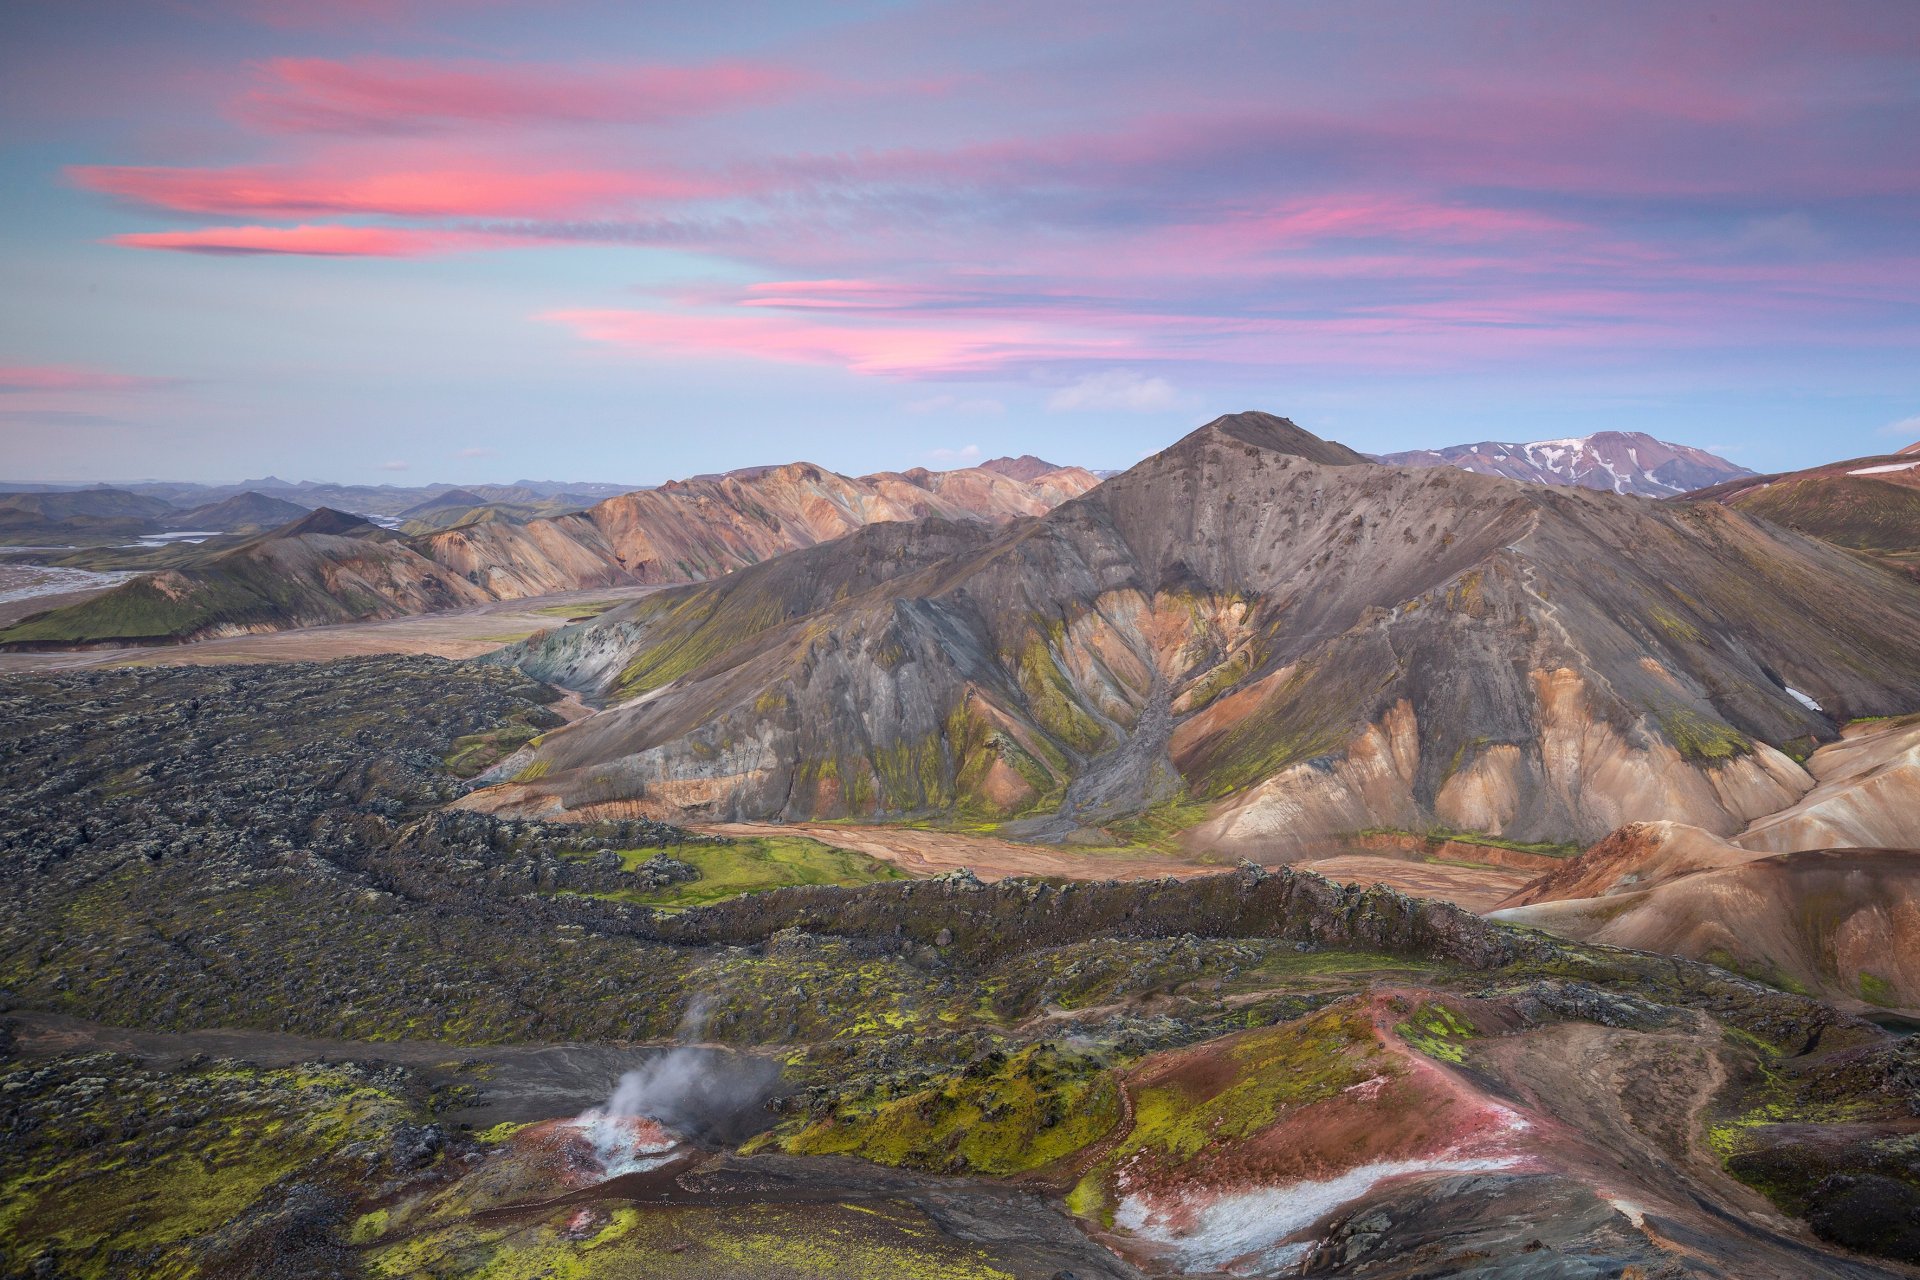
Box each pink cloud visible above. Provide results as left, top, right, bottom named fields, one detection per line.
left=70, top=163, right=711, bottom=220
left=542, top=308, right=1138, bottom=377
left=0, top=364, right=171, bottom=392
left=237, top=56, right=807, bottom=134
left=107, top=225, right=485, bottom=257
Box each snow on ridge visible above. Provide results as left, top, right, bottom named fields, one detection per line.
left=1848, top=460, right=1920, bottom=476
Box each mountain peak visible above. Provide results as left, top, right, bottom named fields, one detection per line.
left=1181, top=411, right=1375, bottom=468
left=977, top=454, right=1065, bottom=481
left=270, top=507, right=378, bottom=539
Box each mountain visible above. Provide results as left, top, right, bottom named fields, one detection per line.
left=0, top=508, right=487, bottom=646
left=160, top=490, right=311, bottom=532
left=0, top=487, right=177, bottom=545
left=0, top=488, right=174, bottom=521
left=978, top=454, right=1067, bottom=482
left=1374, top=430, right=1752, bottom=496
left=0, top=458, right=1100, bottom=647
left=468, top=412, right=1920, bottom=858
left=398, top=487, right=488, bottom=518
left=416, top=458, right=1100, bottom=600
left=1681, top=446, right=1920, bottom=581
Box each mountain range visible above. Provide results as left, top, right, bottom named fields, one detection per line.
left=469, top=413, right=1920, bottom=861
left=0, top=457, right=1100, bottom=646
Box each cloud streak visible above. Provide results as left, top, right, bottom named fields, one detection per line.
left=236, top=56, right=808, bottom=134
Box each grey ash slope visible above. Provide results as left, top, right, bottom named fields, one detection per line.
left=472, top=412, right=1920, bottom=850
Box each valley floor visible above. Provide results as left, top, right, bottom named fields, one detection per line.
left=0, top=582, right=661, bottom=672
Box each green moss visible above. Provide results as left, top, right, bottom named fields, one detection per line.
left=1068, top=1002, right=1384, bottom=1223
left=1014, top=635, right=1107, bottom=755
left=1860, top=972, right=1898, bottom=1006
left=1182, top=648, right=1253, bottom=712
left=1649, top=605, right=1707, bottom=645
left=1394, top=1000, right=1476, bottom=1063
left=769, top=1043, right=1120, bottom=1176
left=607, top=836, right=903, bottom=909
left=0, top=1059, right=416, bottom=1280
left=1655, top=706, right=1753, bottom=763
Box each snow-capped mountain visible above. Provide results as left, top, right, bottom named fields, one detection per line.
left=1374, top=430, right=1753, bottom=497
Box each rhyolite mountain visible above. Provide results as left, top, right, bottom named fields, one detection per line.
left=1682, top=443, right=1920, bottom=581
left=0, top=457, right=1100, bottom=647
left=473, top=412, right=1920, bottom=854
left=1375, top=429, right=1751, bottom=496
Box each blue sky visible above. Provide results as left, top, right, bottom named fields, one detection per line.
left=2, top=0, right=1917, bottom=484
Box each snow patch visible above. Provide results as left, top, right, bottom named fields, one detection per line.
left=1787, top=686, right=1823, bottom=712
left=1114, top=1155, right=1521, bottom=1274
left=1848, top=460, right=1920, bottom=476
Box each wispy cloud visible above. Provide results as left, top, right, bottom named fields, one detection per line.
left=456, top=446, right=499, bottom=458
left=1879, top=415, right=1920, bottom=439
left=1047, top=370, right=1185, bottom=413
left=378, top=459, right=411, bottom=471
left=108, top=225, right=486, bottom=257
left=0, top=364, right=172, bottom=392
left=235, top=56, right=808, bottom=134
left=72, top=162, right=711, bottom=219
left=926, top=444, right=982, bottom=463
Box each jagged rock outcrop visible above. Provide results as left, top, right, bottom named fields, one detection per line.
left=470, top=412, right=1920, bottom=850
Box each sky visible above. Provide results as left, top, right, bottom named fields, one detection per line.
left=1, top=0, right=1917, bottom=486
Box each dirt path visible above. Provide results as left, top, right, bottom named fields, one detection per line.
left=695, top=821, right=1226, bottom=883
left=1296, top=854, right=1535, bottom=912
left=0, top=584, right=661, bottom=673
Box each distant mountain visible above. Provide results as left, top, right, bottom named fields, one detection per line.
left=161, top=490, right=310, bottom=532
left=0, top=507, right=483, bottom=646
left=1374, top=430, right=1752, bottom=497
left=0, top=460, right=1100, bottom=648
left=978, top=455, right=1067, bottom=482
left=1681, top=446, right=1920, bottom=581
left=0, top=488, right=173, bottom=521
left=418, top=458, right=1101, bottom=600
left=0, top=487, right=177, bottom=546
left=469, top=412, right=1920, bottom=857
left=398, top=488, right=488, bottom=519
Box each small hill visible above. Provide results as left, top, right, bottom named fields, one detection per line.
left=1495, top=841, right=1920, bottom=1012
left=161, top=490, right=310, bottom=532
left=1376, top=430, right=1751, bottom=496
left=398, top=488, right=488, bottom=518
